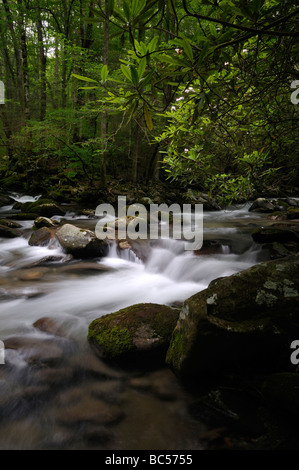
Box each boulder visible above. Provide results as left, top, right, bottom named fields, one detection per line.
left=15, top=198, right=66, bottom=218
left=183, top=191, right=221, bottom=211
left=0, top=219, right=22, bottom=229
left=88, top=303, right=180, bottom=366
left=0, top=223, right=22, bottom=238
left=287, top=207, right=299, bottom=220
left=248, top=198, right=276, bottom=213
left=28, top=227, right=55, bottom=246
left=251, top=227, right=299, bottom=244
left=55, top=223, right=109, bottom=258
left=166, top=256, right=299, bottom=378
left=34, top=217, right=60, bottom=229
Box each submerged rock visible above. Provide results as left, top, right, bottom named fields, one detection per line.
left=88, top=303, right=180, bottom=366
left=55, top=223, right=109, bottom=258
left=166, top=255, right=299, bottom=378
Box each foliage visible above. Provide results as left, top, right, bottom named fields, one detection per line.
left=0, top=0, right=298, bottom=202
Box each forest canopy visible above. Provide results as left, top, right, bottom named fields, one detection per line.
left=0, top=0, right=298, bottom=204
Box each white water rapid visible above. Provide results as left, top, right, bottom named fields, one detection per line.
left=0, top=195, right=270, bottom=450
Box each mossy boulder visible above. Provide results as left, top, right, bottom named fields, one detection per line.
left=0, top=222, right=22, bottom=238
left=14, top=198, right=66, bottom=218
left=55, top=223, right=109, bottom=258
left=166, top=256, right=299, bottom=378
left=287, top=207, right=299, bottom=220
left=88, top=303, right=180, bottom=367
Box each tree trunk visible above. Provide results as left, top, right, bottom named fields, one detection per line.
left=100, top=0, right=109, bottom=186
left=36, top=6, right=47, bottom=121
left=17, top=0, right=30, bottom=121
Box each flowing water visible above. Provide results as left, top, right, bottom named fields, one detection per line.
left=0, top=195, right=271, bottom=450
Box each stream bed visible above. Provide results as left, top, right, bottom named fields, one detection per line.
left=0, top=195, right=274, bottom=450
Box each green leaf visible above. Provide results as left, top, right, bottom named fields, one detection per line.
left=101, top=65, right=108, bottom=83
left=182, top=38, right=194, bottom=61
left=121, top=64, right=132, bottom=81
left=72, top=74, right=98, bottom=83
left=148, top=36, right=159, bottom=53
left=209, top=23, right=217, bottom=38
left=140, top=69, right=155, bottom=89
left=197, top=42, right=210, bottom=63
left=130, top=65, right=139, bottom=86
left=144, top=103, right=153, bottom=131
left=123, top=0, right=131, bottom=21
left=137, top=57, right=147, bottom=80
left=112, top=6, right=127, bottom=23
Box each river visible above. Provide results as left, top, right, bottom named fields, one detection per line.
left=0, top=193, right=272, bottom=450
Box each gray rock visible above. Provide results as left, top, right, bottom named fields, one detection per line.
left=166, top=255, right=299, bottom=378
left=55, top=223, right=109, bottom=258
left=249, top=198, right=276, bottom=213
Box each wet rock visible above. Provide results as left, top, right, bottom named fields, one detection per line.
left=33, top=317, right=68, bottom=338
left=57, top=261, right=112, bottom=274
left=251, top=227, right=299, bottom=244
left=69, top=350, right=124, bottom=379
left=194, top=240, right=225, bottom=256
left=28, top=227, right=55, bottom=246
left=88, top=303, right=180, bottom=366
left=249, top=198, right=276, bottom=213
left=6, top=212, right=39, bottom=220
left=55, top=223, right=109, bottom=258
left=287, top=207, right=299, bottom=220
left=0, top=223, right=22, bottom=238
left=166, top=255, right=299, bottom=378
left=56, top=394, right=125, bottom=426
left=189, top=387, right=267, bottom=437
left=0, top=219, right=22, bottom=229
left=33, top=367, right=74, bottom=385
left=287, top=198, right=299, bottom=208
left=129, top=369, right=179, bottom=401
left=34, top=217, right=60, bottom=229
left=15, top=198, right=66, bottom=218
left=183, top=191, right=221, bottom=211
left=4, top=336, right=64, bottom=367
left=17, top=268, right=48, bottom=281
left=0, top=194, right=13, bottom=206
left=89, top=381, right=125, bottom=404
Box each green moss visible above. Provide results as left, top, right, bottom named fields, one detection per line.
left=88, top=322, right=134, bottom=358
